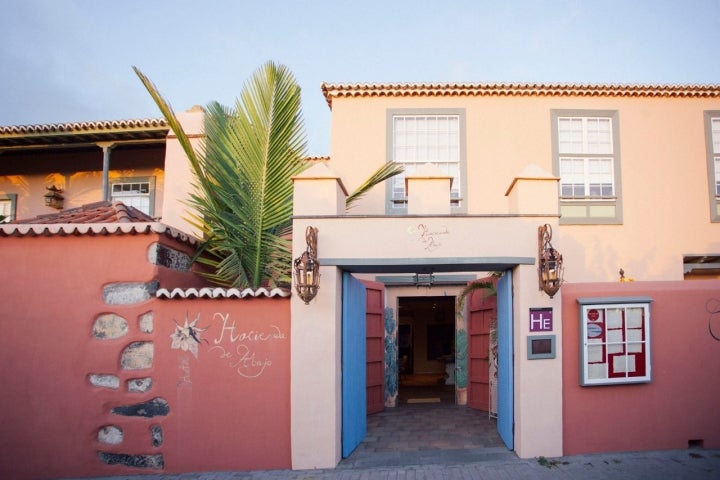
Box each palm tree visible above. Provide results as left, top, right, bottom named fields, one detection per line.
left=134, top=61, right=402, bottom=289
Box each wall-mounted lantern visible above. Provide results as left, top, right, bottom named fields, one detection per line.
left=44, top=185, right=64, bottom=209
left=293, top=226, right=320, bottom=304
left=537, top=224, right=563, bottom=298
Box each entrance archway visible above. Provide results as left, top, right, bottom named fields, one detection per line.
left=337, top=262, right=520, bottom=459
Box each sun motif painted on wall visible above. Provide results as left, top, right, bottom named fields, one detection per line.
left=170, top=313, right=209, bottom=359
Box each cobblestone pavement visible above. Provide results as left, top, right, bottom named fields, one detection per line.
left=74, top=448, right=720, bottom=480
left=70, top=402, right=720, bottom=480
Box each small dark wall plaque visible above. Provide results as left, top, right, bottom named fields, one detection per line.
left=527, top=335, right=556, bottom=359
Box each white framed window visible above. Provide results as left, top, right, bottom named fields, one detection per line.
left=0, top=194, right=17, bottom=223
left=387, top=109, right=466, bottom=213
left=109, top=177, right=155, bottom=216
left=578, top=298, right=652, bottom=386
left=704, top=112, right=720, bottom=222
left=552, top=110, right=622, bottom=224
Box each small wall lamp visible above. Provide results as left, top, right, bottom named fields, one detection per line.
left=538, top=224, right=563, bottom=298
left=44, top=185, right=64, bottom=209
left=293, top=226, right=320, bottom=304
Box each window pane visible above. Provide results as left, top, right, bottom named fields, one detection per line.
left=111, top=181, right=152, bottom=215
left=586, top=118, right=613, bottom=154
left=0, top=199, right=12, bottom=222
left=712, top=118, right=720, bottom=153
left=392, top=115, right=461, bottom=206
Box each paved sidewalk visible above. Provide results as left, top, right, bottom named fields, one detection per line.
left=77, top=448, right=720, bottom=480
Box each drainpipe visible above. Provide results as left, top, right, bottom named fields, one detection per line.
left=96, top=142, right=115, bottom=201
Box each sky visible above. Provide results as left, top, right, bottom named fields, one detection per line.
left=1, top=0, right=719, bottom=156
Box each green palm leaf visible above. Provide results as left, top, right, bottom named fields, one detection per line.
left=136, top=61, right=402, bottom=289
left=135, top=61, right=307, bottom=289
left=346, top=162, right=404, bottom=210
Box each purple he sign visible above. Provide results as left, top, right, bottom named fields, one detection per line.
left=529, top=308, right=553, bottom=332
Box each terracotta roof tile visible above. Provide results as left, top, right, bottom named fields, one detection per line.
left=1, top=201, right=199, bottom=246
left=0, top=118, right=167, bottom=135
left=156, top=287, right=291, bottom=299
left=320, top=82, right=720, bottom=108
left=11, top=201, right=155, bottom=224
left=0, top=118, right=169, bottom=149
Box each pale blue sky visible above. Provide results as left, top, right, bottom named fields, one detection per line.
left=1, top=0, right=718, bottom=155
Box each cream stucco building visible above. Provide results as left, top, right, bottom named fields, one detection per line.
left=2, top=82, right=719, bottom=471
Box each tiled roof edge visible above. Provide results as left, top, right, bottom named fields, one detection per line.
left=0, top=118, right=168, bottom=135
left=0, top=222, right=200, bottom=245
left=156, top=287, right=291, bottom=299
left=320, top=82, right=720, bottom=107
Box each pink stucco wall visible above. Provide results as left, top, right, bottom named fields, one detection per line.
left=0, top=233, right=290, bottom=479
left=562, top=281, right=720, bottom=455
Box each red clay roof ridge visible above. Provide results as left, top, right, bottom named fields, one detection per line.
left=320, top=82, right=720, bottom=108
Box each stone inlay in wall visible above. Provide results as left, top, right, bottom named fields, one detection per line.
left=127, top=377, right=153, bottom=393
left=150, top=424, right=163, bottom=447
left=97, top=452, right=164, bottom=469
left=111, top=397, right=170, bottom=418
left=120, top=342, right=154, bottom=370
left=93, top=283, right=166, bottom=471
left=92, top=314, right=129, bottom=339
left=148, top=243, right=192, bottom=272
left=138, top=311, right=154, bottom=334
left=98, top=425, right=123, bottom=445
left=103, top=280, right=160, bottom=305
left=88, top=374, right=120, bottom=390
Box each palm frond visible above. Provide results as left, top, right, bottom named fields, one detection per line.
left=345, top=162, right=405, bottom=210
left=457, top=277, right=499, bottom=310
left=133, top=67, right=202, bottom=174
left=136, top=61, right=308, bottom=289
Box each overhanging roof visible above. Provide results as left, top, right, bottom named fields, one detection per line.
left=0, top=118, right=169, bottom=150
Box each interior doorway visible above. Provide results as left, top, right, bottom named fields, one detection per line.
left=397, top=296, right=456, bottom=405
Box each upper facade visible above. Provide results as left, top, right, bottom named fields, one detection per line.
left=321, top=82, right=720, bottom=281
left=2, top=83, right=719, bottom=282
left=0, top=106, right=205, bottom=236
left=0, top=117, right=169, bottom=222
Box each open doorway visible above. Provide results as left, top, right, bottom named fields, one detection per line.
left=397, top=296, right=456, bottom=404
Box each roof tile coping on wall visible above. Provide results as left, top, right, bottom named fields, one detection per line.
left=320, top=82, right=720, bottom=108
left=0, top=221, right=200, bottom=246
left=156, top=287, right=291, bottom=299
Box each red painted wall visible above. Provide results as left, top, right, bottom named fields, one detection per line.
left=562, top=281, right=720, bottom=455
left=0, top=233, right=290, bottom=479
left=154, top=298, right=291, bottom=473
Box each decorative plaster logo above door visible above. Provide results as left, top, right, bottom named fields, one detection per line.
left=408, top=223, right=450, bottom=251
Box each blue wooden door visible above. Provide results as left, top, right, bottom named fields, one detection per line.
left=342, top=272, right=367, bottom=458
left=496, top=270, right=514, bottom=450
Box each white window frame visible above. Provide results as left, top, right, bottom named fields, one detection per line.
left=109, top=177, right=156, bottom=217
left=386, top=109, right=466, bottom=214
left=704, top=111, right=720, bottom=222
left=552, top=110, right=622, bottom=224
left=577, top=297, right=652, bottom=386
left=0, top=193, right=17, bottom=223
